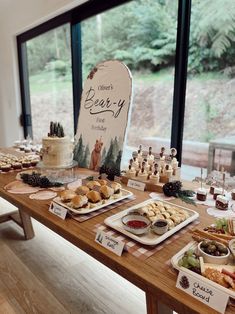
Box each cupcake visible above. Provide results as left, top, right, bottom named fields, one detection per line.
left=209, top=184, right=216, bottom=195
left=213, top=188, right=223, bottom=200
left=0, top=164, right=11, bottom=172
left=165, top=165, right=173, bottom=179
left=22, top=160, right=31, bottom=168
left=12, top=162, right=22, bottom=170
left=196, top=188, right=207, bottom=201
left=30, top=160, right=39, bottom=167
left=231, top=189, right=235, bottom=201
left=126, top=165, right=136, bottom=179
left=215, top=195, right=229, bottom=210
left=137, top=168, right=148, bottom=181
left=149, top=171, right=159, bottom=184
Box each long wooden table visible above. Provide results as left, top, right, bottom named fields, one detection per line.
left=0, top=168, right=233, bottom=314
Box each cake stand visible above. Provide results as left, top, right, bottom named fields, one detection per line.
left=36, top=160, right=78, bottom=184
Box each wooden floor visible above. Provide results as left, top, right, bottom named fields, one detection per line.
left=0, top=199, right=146, bottom=314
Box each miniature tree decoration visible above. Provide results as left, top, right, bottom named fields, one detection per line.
left=48, top=121, right=65, bottom=138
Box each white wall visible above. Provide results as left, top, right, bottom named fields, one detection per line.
left=0, top=0, right=88, bottom=146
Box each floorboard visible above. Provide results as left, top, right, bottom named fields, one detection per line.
left=0, top=199, right=146, bottom=314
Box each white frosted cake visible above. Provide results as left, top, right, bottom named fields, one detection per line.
left=41, top=122, right=73, bottom=168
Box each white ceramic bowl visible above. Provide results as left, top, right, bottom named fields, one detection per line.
left=121, top=213, right=151, bottom=235
left=198, top=241, right=230, bottom=264
left=152, top=219, right=168, bottom=235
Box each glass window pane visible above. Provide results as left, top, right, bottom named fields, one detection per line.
left=81, top=0, right=178, bottom=164
left=182, top=0, right=235, bottom=179
left=26, top=23, right=73, bottom=141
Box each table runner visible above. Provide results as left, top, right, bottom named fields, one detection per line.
left=93, top=220, right=200, bottom=260
left=70, top=195, right=136, bottom=222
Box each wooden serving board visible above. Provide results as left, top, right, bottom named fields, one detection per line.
left=121, top=175, right=164, bottom=192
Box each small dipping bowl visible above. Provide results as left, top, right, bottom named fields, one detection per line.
left=198, top=241, right=230, bottom=264
left=121, top=213, right=151, bottom=235
left=152, top=219, right=168, bottom=235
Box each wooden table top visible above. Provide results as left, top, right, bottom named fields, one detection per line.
left=0, top=167, right=233, bottom=314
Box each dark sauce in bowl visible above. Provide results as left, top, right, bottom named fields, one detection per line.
left=154, top=220, right=167, bottom=228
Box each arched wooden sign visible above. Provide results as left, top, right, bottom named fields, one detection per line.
left=74, top=60, right=132, bottom=172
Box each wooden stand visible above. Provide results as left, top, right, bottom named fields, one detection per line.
left=121, top=176, right=164, bottom=192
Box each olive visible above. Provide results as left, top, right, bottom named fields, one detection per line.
left=201, top=241, right=209, bottom=248
left=214, top=251, right=220, bottom=256
left=207, top=244, right=217, bottom=253
left=218, top=246, right=228, bottom=254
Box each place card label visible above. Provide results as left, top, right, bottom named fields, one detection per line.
left=49, top=202, right=68, bottom=220
left=127, top=179, right=146, bottom=191
left=95, top=230, right=125, bottom=256
left=176, top=270, right=229, bottom=314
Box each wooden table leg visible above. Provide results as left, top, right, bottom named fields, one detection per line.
left=146, top=293, right=173, bottom=314
left=18, top=209, right=35, bottom=240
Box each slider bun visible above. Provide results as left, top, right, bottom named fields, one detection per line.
left=100, top=185, right=114, bottom=199
left=86, top=180, right=101, bottom=189
left=110, top=182, right=122, bottom=193
left=87, top=190, right=102, bottom=203
left=76, top=185, right=90, bottom=195
left=97, top=179, right=108, bottom=186
left=60, top=189, right=77, bottom=202
left=70, top=195, right=88, bottom=209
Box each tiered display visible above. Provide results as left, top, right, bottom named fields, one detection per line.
left=122, top=145, right=180, bottom=191
left=41, top=122, right=74, bottom=168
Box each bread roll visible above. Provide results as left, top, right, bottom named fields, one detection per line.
left=110, top=182, right=122, bottom=194
left=100, top=185, right=114, bottom=199
left=76, top=185, right=90, bottom=195
left=60, top=190, right=77, bottom=202
left=86, top=181, right=101, bottom=190
left=70, top=195, right=88, bottom=209
left=97, top=179, right=108, bottom=186
left=87, top=190, right=102, bottom=203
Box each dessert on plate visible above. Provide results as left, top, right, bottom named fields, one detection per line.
left=215, top=195, right=229, bottom=210
left=196, top=188, right=207, bottom=201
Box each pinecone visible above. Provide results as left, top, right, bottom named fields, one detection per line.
left=39, top=176, right=51, bottom=188
left=27, top=174, right=40, bottom=187
left=163, top=181, right=182, bottom=197
left=20, top=173, right=30, bottom=183
left=99, top=165, right=108, bottom=175
left=179, top=275, right=189, bottom=289
left=106, top=167, right=120, bottom=181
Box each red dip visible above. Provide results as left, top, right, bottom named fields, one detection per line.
left=154, top=221, right=167, bottom=228
left=126, top=220, right=147, bottom=229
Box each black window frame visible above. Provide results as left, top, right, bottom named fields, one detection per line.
left=17, top=0, right=191, bottom=165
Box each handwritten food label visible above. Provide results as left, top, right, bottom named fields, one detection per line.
left=176, top=270, right=229, bottom=314
left=127, top=179, right=146, bottom=191
left=95, top=229, right=125, bottom=256
left=49, top=202, right=67, bottom=220
left=74, top=60, right=132, bottom=172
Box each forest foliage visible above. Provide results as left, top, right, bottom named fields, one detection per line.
left=27, top=0, right=235, bottom=77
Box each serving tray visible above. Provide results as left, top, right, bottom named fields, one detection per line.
left=53, top=188, right=133, bottom=215
left=104, top=199, right=199, bottom=246
left=171, top=241, right=235, bottom=299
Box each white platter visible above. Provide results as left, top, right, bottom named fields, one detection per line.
left=104, top=199, right=199, bottom=246
left=53, top=188, right=133, bottom=215
left=171, top=241, right=235, bottom=299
